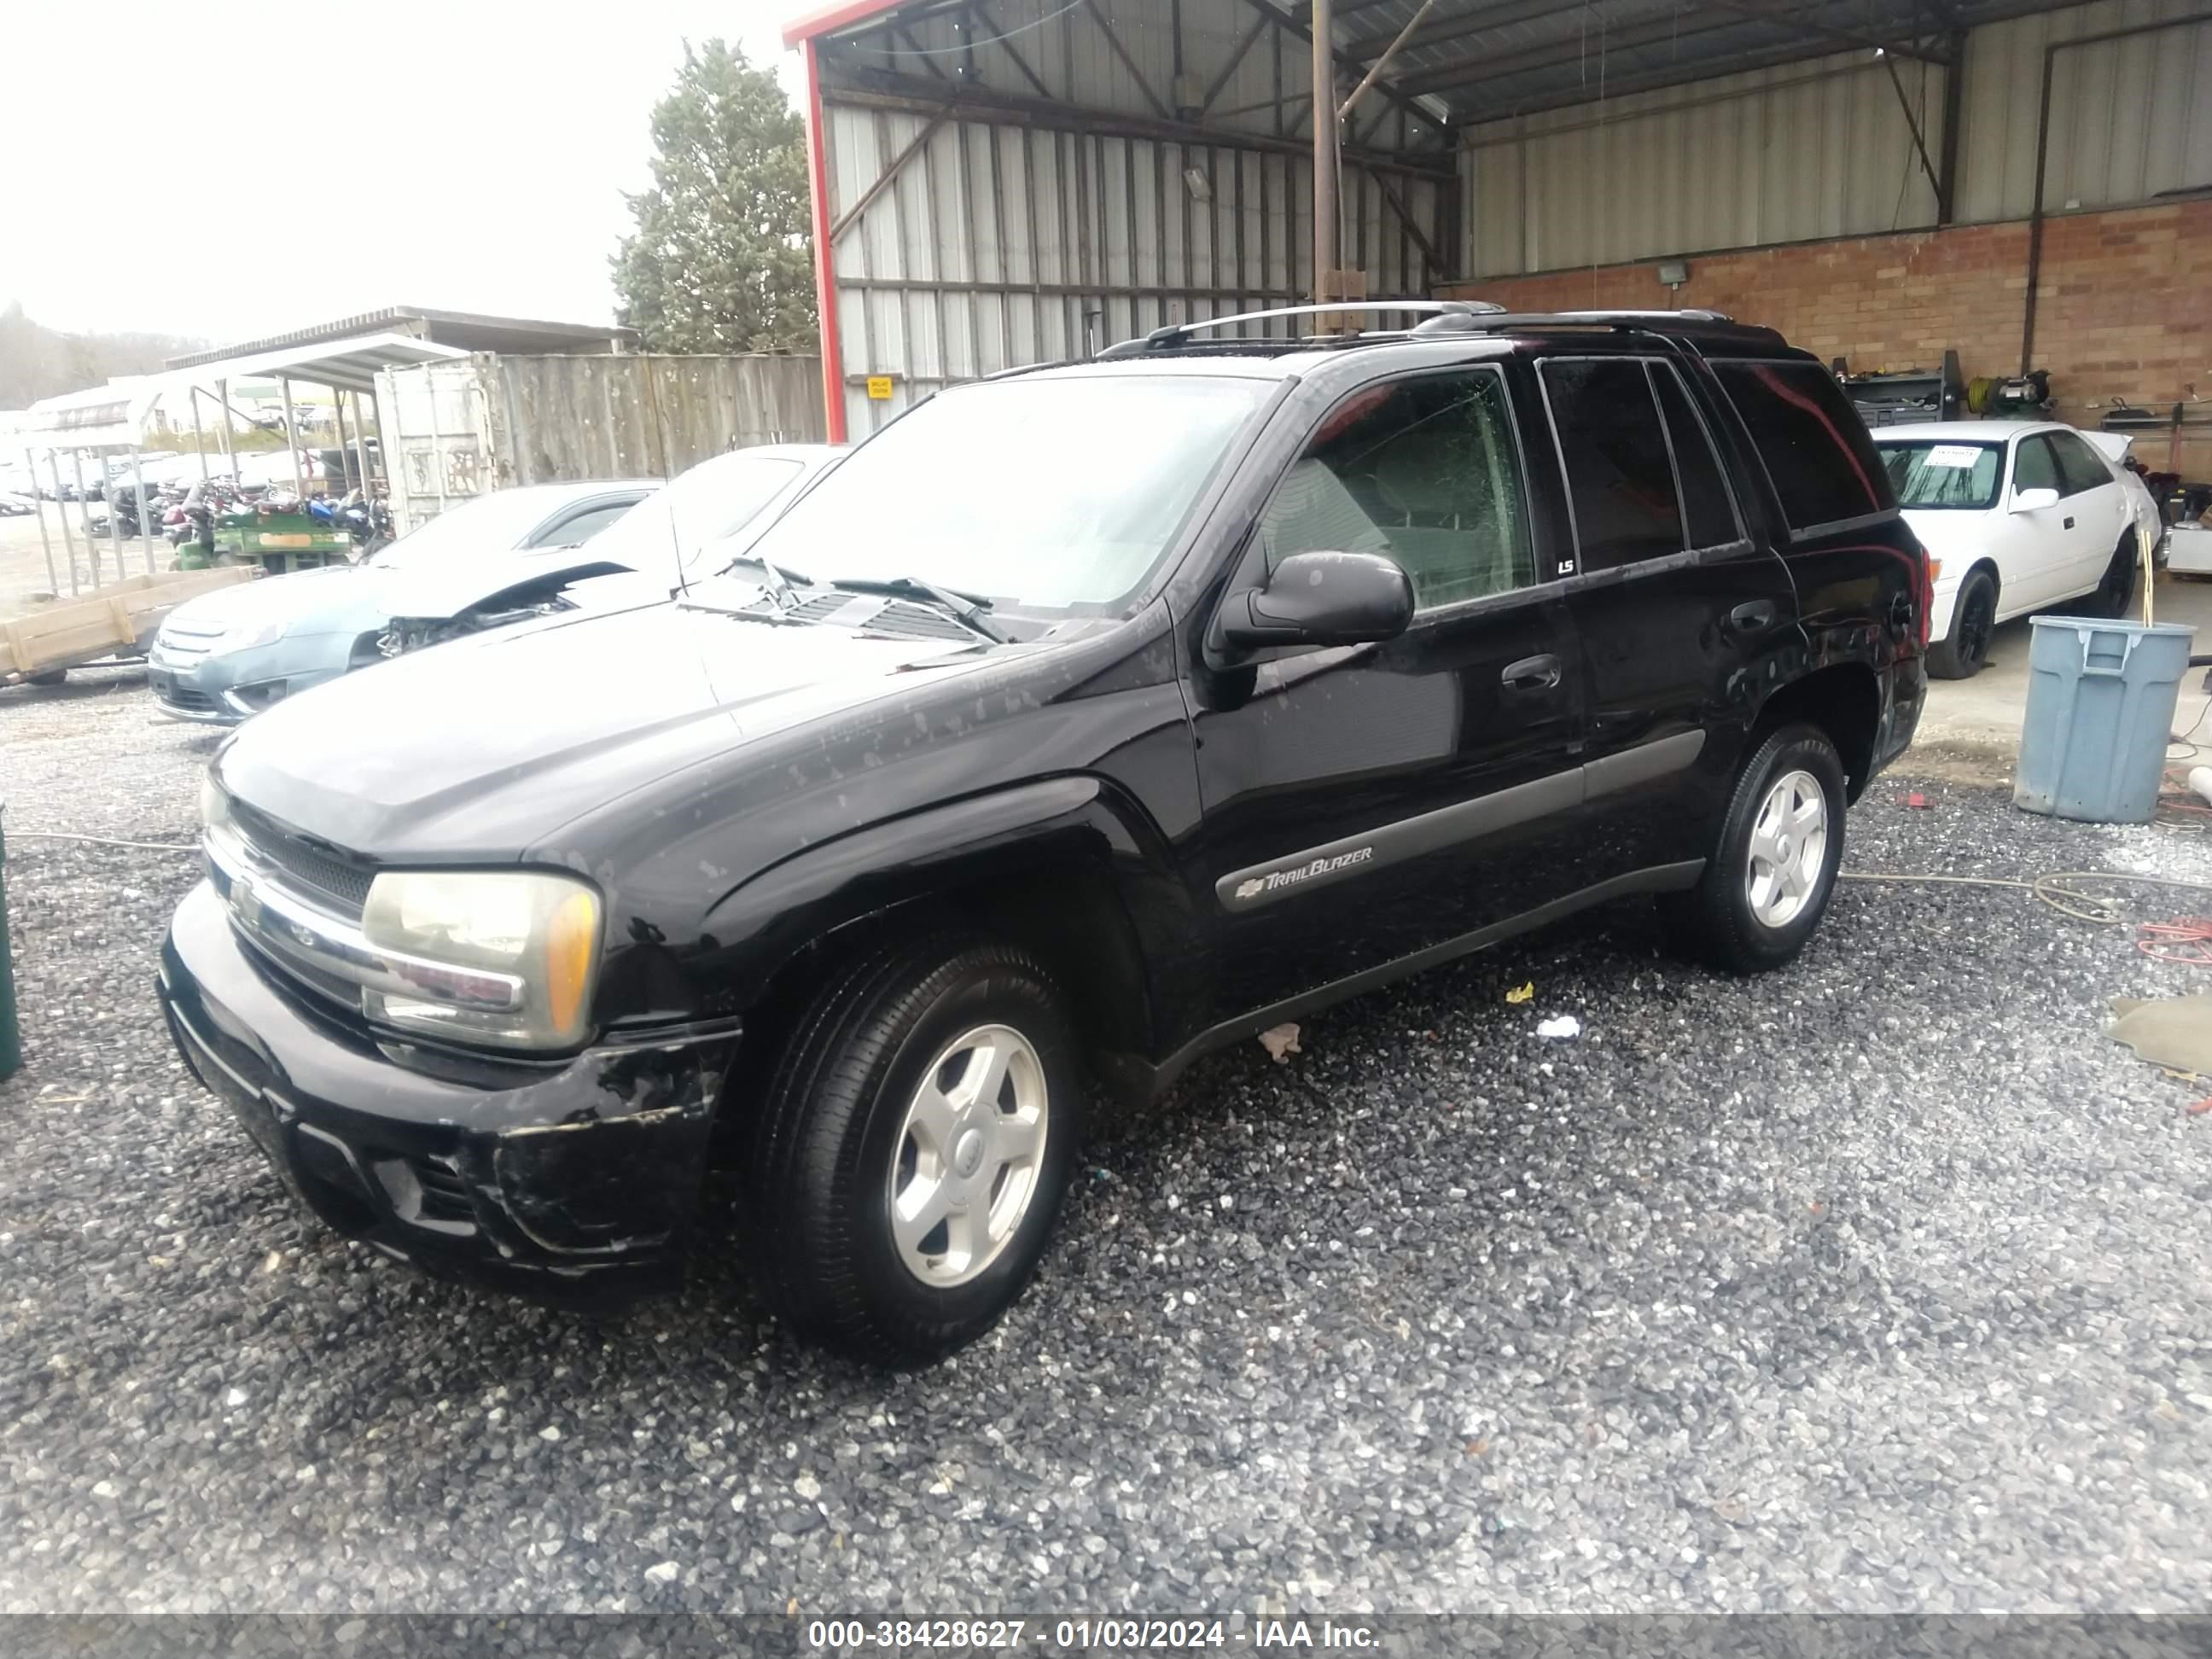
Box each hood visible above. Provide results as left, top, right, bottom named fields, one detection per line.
left=1896, top=509, right=1994, bottom=573
left=377, top=547, right=653, bottom=623
left=216, top=598, right=993, bottom=861
left=164, top=562, right=388, bottom=637
left=560, top=568, right=685, bottom=614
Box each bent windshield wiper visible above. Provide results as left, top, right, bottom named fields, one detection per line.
left=816, top=575, right=1008, bottom=643
left=725, top=549, right=801, bottom=610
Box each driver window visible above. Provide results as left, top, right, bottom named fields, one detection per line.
left=2011, top=434, right=2062, bottom=496
left=2049, top=431, right=2111, bottom=498
left=1256, top=369, right=1534, bottom=612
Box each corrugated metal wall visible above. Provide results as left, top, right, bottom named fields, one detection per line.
left=1460, top=0, right=2212, bottom=280
left=376, top=353, right=825, bottom=532
left=818, top=0, right=1451, bottom=436
left=825, top=107, right=1442, bottom=434
left=1461, top=48, right=1949, bottom=277
left=1954, top=0, right=2212, bottom=222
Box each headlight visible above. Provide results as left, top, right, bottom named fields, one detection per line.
left=199, top=771, right=230, bottom=831
left=213, top=619, right=287, bottom=654
left=358, top=870, right=602, bottom=1051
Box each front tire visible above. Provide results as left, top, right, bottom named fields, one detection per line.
left=1662, top=723, right=1847, bottom=975
left=745, top=936, right=1083, bottom=1365
left=1927, top=568, right=1997, bottom=679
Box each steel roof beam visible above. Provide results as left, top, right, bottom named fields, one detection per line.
left=1343, top=0, right=1593, bottom=61
left=1231, top=0, right=1450, bottom=141
left=1395, top=9, right=1761, bottom=96
left=1430, top=35, right=1867, bottom=116
left=1702, top=0, right=1955, bottom=66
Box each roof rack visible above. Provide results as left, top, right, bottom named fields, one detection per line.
left=1408, top=307, right=1773, bottom=340
left=1096, top=300, right=1504, bottom=358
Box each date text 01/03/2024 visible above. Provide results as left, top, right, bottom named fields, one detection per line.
left=805, top=1618, right=1382, bottom=1650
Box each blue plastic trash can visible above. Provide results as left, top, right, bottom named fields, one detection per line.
left=2014, top=615, right=2197, bottom=824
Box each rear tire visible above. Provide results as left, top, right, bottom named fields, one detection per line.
left=1662, top=722, right=1847, bottom=975
left=745, top=935, right=1083, bottom=1365
left=1927, top=568, right=1997, bottom=679
left=2081, top=533, right=2138, bottom=619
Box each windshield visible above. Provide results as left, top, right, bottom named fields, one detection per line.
left=584, top=452, right=803, bottom=577
left=368, top=489, right=575, bottom=569
left=1877, top=440, right=2005, bottom=510
left=745, top=376, right=1272, bottom=614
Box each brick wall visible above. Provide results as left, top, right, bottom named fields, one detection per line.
left=1439, top=198, right=2212, bottom=477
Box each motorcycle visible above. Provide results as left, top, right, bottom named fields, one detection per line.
left=309, top=489, right=396, bottom=556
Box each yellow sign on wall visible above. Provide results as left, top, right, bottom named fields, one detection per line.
left=865, top=375, right=894, bottom=401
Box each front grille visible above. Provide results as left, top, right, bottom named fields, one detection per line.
left=230, top=800, right=374, bottom=917
left=370, top=1153, right=479, bottom=1236
left=156, top=683, right=215, bottom=713
left=156, top=620, right=226, bottom=658
left=231, top=922, right=362, bottom=1015
left=411, top=1159, right=475, bottom=1225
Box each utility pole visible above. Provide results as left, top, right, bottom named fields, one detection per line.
left=1312, top=0, right=1339, bottom=304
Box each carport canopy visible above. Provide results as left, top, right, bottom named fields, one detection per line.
left=160, top=331, right=468, bottom=400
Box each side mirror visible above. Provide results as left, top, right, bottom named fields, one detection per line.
left=1220, top=550, right=1414, bottom=650
left=2011, top=486, right=2060, bottom=514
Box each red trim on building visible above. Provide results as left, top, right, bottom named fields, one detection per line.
left=801, top=38, right=848, bottom=444
left=782, top=0, right=906, bottom=49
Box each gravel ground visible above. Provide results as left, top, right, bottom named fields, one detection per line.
left=3, top=667, right=2212, bottom=1615
left=0, top=511, right=170, bottom=618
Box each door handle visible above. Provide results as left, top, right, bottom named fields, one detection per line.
left=1501, top=653, right=1563, bottom=692
left=1726, top=600, right=1777, bottom=632
left=2064, top=515, right=2075, bottom=529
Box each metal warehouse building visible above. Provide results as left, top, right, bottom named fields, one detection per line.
left=783, top=0, right=2210, bottom=473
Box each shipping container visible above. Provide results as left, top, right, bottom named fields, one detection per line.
left=374, top=353, right=827, bottom=533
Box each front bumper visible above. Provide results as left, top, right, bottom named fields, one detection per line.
left=157, top=879, right=735, bottom=1309
left=1926, top=576, right=1965, bottom=649
left=147, top=643, right=339, bottom=725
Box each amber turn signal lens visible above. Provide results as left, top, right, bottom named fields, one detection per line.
left=544, top=889, right=601, bottom=1040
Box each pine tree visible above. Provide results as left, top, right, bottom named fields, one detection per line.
left=612, top=40, right=818, bottom=354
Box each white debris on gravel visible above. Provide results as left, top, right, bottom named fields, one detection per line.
left=5, top=676, right=2212, bottom=1614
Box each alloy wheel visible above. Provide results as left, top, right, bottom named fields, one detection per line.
left=886, top=1023, right=1049, bottom=1287
left=1745, top=769, right=1829, bottom=928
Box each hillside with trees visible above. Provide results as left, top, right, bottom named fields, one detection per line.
left=0, top=302, right=202, bottom=409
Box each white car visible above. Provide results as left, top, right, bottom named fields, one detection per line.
left=1874, top=420, right=2145, bottom=679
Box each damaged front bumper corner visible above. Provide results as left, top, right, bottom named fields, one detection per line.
left=158, top=879, right=735, bottom=1309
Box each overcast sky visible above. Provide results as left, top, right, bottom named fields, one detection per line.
left=3, top=0, right=802, bottom=346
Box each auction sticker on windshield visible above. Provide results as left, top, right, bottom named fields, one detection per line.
left=1924, top=444, right=1984, bottom=469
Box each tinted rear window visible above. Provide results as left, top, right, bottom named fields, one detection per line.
left=1712, top=361, right=1892, bottom=532
left=1540, top=358, right=1684, bottom=569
